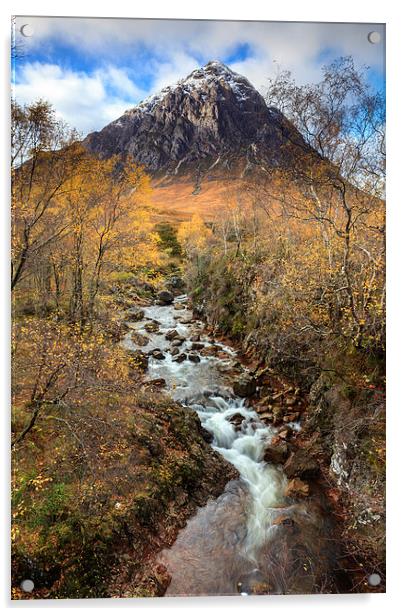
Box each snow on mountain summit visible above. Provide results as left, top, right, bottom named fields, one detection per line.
left=129, top=61, right=257, bottom=115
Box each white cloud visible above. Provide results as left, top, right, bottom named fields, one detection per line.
left=13, top=18, right=385, bottom=135
left=13, top=62, right=146, bottom=134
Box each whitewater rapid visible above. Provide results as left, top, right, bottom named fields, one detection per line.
left=123, top=294, right=332, bottom=596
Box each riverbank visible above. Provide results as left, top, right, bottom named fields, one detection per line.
left=186, top=289, right=386, bottom=594
left=11, top=276, right=237, bottom=600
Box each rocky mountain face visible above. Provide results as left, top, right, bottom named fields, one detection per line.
left=84, top=60, right=306, bottom=176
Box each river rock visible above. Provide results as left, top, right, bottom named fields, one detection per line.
left=128, top=307, right=145, bottom=321
left=165, top=329, right=179, bottom=340
left=143, top=378, right=166, bottom=388
left=188, top=352, right=201, bottom=363
left=229, top=413, right=245, bottom=429
left=127, top=349, right=148, bottom=371
left=170, top=347, right=180, bottom=356
left=173, top=353, right=187, bottom=363
left=264, top=442, right=289, bottom=465
left=152, top=350, right=165, bottom=360
left=285, top=477, right=310, bottom=498
left=144, top=321, right=160, bottom=333
left=283, top=449, right=319, bottom=479
left=191, top=342, right=204, bottom=350
left=233, top=375, right=257, bottom=398
left=157, top=290, right=174, bottom=305
left=190, top=334, right=201, bottom=342
left=171, top=339, right=183, bottom=347
left=199, top=426, right=213, bottom=443
left=179, top=317, right=193, bottom=324
left=200, top=346, right=219, bottom=356
left=258, top=412, right=273, bottom=423
left=131, top=332, right=150, bottom=346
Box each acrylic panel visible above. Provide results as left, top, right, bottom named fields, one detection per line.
left=11, top=16, right=385, bottom=599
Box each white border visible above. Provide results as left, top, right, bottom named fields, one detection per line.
left=1, top=1, right=401, bottom=614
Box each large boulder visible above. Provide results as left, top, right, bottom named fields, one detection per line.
left=157, top=290, right=174, bottom=305
left=283, top=449, right=319, bottom=479
left=233, top=374, right=257, bottom=398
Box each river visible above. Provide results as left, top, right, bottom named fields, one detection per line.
left=123, top=294, right=336, bottom=596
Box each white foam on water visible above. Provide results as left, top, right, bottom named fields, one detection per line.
left=123, top=295, right=288, bottom=561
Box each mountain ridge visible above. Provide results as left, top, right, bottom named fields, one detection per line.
left=84, top=60, right=306, bottom=177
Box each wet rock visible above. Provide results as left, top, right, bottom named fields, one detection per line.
left=131, top=331, right=150, bottom=346
left=229, top=413, right=245, bottom=429
left=200, top=346, right=219, bottom=356
left=128, top=307, right=145, bottom=321
left=258, top=412, right=273, bottom=423
left=157, top=290, right=174, bottom=305
left=190, top=334, right=201, bottom=342
left=191, top=342, right=204, bottom=350
left=152, top=350, right=165, bottom=360
left=233, top=374, right=257, bottom=398
left=165, top=329, right=179, bottom=341
left=179, top=317, right=193, bottom=324
left=283, top=449, right=319, bottom=479
left=264, top=442, right=289, bottom=465
left=278, top=428, right=291, bottom=440
left=173, top=353, right=187, bottom=363
left=144, top=321, right=160, bottom=333
left=199, top=426, right=213, bottom=444
left=285, top=477, right=310, bottom=498
left=143, top=378, right=166, bottom=388
left=170, top=347, right=180, bottom=356
left=188, top=352, right=201, bottom=363
left=171, top=339, right=183, bottom=347
left=127, top=349, right=148, bottom=371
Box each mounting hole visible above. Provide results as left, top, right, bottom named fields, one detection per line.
left=368, top=31, right=381, bottom=44
left=20, top=24, right=34, bottom=37
left=20, top=579, right=34, bottom=593
left=367, top=573, right=381, bottom=586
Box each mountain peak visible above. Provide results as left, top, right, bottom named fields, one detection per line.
left=84, top=61, right=300, bottom=174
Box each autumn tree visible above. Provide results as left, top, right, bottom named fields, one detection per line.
left=11, top=100, right=78, bottom=293
left=264, top=57, right=385, bottom=350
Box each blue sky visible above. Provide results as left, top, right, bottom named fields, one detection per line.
left=12, top=17, right=385, bottom=135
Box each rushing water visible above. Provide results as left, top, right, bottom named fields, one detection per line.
left=123, top=295, right=335, bottom=596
